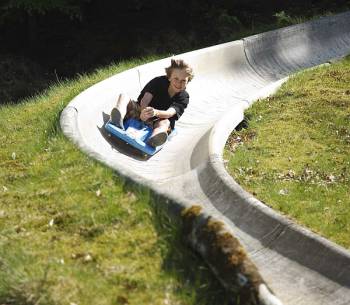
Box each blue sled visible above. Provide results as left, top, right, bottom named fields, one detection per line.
left=105, top=118, right=175, bottom=156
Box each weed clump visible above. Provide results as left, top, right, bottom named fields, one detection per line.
left=181, top=205, right=272, bottom=305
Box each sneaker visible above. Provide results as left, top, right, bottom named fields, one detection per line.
left=110, top=108, right=124, bottom=129
left=147, top=132, right=168, bottom=147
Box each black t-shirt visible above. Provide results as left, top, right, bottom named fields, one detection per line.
left=137, top=76, right=189, bottom=129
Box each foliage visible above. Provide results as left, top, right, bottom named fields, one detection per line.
left=273, top=11, right=306, bottom=27
left=0, top=0, right=90, bottom=19
left=0, top=54, right=50, bottom=104
left=1, top=1, right=349, bottom=104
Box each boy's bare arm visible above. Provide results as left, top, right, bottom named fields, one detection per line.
left=140, top=92, right=153, bottom=109
left=140, top=107, right=176, bottom=121
left=154, top=107, right=176, bottom=119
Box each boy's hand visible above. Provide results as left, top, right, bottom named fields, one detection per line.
left=140, top=107, right=157, bottom=121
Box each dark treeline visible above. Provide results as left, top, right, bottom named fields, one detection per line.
left=0, top=0, right=349, bottom=103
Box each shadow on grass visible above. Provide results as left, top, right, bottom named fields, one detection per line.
left=149, top=196, right=239, bottom=305
left=159, top=232, right=236, bottom=305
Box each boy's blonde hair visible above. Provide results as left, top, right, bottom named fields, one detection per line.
left=165, top=59, right=194, bottom=82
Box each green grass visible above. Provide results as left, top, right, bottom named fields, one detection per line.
left=225, top=56, right=350, bottom=249
left=0, top=57, right=232, bottom=305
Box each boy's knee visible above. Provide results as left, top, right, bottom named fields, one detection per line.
left=126, top=100, right=141, bottom=119
left=156, top=119, right=170, bottom=128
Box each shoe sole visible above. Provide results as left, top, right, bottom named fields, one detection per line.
left=110, top=108, right=124, bottom=129
left=147, top=132, right=168, bottom=147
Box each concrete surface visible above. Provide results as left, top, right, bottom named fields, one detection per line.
left=61, top=12, right=350, bottom=305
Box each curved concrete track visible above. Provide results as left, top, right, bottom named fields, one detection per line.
left=61, top=12, right=350, bottom=305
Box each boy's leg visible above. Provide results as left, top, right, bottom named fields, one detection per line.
left=147, top=119, right=170, bottom=147
left=110, top=93, right=130, bottom=129
left=125, top=101, right=141, bottom=120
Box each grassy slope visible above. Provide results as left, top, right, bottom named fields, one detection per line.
left=0, top=58, right=230, bottom=305
left=225, top=56, right=350, bottom=249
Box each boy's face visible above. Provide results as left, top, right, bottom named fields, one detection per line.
left=168, top=69, right=189, bottom=93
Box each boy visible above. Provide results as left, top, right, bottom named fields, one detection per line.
left=110, top=59, right=194, bottom=147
